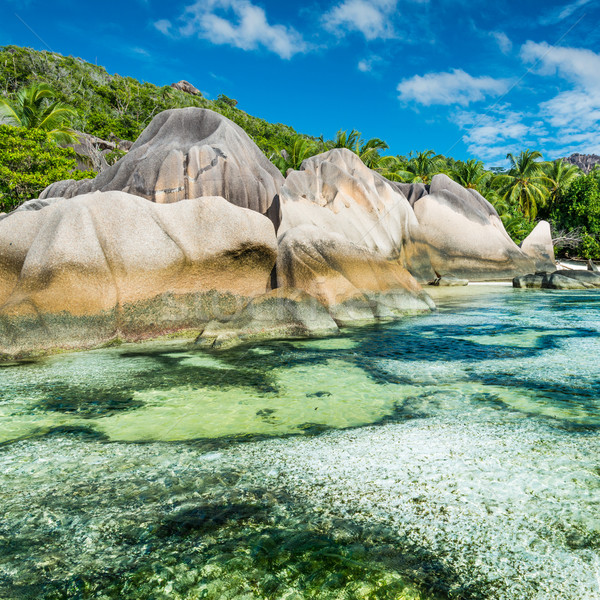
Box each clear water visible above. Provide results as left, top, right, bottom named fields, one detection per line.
left=1, top=286, right=599, bottom=599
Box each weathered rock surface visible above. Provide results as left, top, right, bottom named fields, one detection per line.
left=41, top=108, right=284, bottom=225
left=277, top=225, right=435, bottom=325
left=64, top=131, right=132, bottom=173
left=588, top=260, right=598, bottom=272
left=520, top=221, right=556, bottom=272
left=278, top=149, right=435, bottom=282
left=171, top=80, right=202, bottom=96
left=412, top=174, right=536, bottom=280
left=0, top=191, right=277, bottom=356
left=197, top=288, right=339, bottom=348
left=562, top=153, right=600, bottom=174
left=429, top=276, right=469, bottom=287
left=513, top=270, right=600, bottom=290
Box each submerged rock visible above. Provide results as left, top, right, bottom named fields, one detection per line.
left=513, top=269, right=600, bottom=289
left=197, top=288, right=339, bottom=348
left=40, top=108, right=284, bottom=225
left=0, top=191, right=277, bottom=356
left=429, top=276, right=469, bottom=287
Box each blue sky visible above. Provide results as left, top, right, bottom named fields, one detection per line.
left=1, top=0, right=599, bottom=165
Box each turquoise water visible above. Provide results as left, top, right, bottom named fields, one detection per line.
left=1, top=287, right=599, bottom=599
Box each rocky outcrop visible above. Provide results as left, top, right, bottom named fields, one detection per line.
left=412, top=174, right=536, bottom=280
left=277, top=225, right=434, bottom=325
left=197, top=288, right=339, bottom=348
left=0, top=191, right=277, bottom=356
left=278, top=149, right=435, bottom=282
left=520, top=221, right=556, bottom=272
left=562, top=153, right=600, bottom=174
left=41, top=108, right=284, bottom=225
left=513, top=270, right=600, bottom=290
left=171, top=80, right=202, bottom=96
left=276, top=149, right=436, bottom=320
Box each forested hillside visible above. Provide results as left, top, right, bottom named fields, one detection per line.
left=1, top=45, right=599, bottom=259
left=0, top=45, right=301, bottom=153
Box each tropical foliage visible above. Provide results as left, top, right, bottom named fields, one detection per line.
left=0, top=82, right=78, bottom=144
left=0, top=125, right=94, bottom=212
left=1, top=45, right=598, bottom=258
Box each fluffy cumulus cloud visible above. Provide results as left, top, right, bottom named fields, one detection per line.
left=323, top=0, right=397, bottom=40
left=520, top=41, right=600, bottom=155
left=158, top=0, right=307, bottom=59
left=397, top=69, right=509, bottom=106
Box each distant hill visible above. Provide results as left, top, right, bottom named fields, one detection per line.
left=0, top=45, right=307, bottom=155
left=562, top=153, right=600, bottom=174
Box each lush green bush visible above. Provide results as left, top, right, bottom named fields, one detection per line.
left=550, top=174, right=600, bottom=259
left=0, top=125, right=94, bottom=212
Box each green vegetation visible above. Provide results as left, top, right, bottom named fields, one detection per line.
left=0, top=125, right=93, bottom=212
left=0, top=82, right=78, bottom=144
left=0, top=44, right=598, bottom=258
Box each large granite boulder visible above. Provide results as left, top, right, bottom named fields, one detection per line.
left=412, top=174, right=536, bottom=280
left=277, top=225, right=434, bottom=325
left=520, top=221, right=556, bottom=272
left=278, top=149, right=435, bottom=282
left=41, top=108, right=284, bottom=227
left=0, top=191, right=277, bottom=357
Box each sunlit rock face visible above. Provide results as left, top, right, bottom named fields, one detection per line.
left=520, top=220, right=556, bottom=272
left=40, top=108, right=284, bottom=226
left=411, top=174, right=537, bottom=280
left=0, top=191, right=277, bottom=356
left=279, top=149, right=435, bottom=283
left=276, top=149, right=436, bottom=319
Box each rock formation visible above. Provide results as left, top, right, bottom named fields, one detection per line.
left=41, top=108, right=284, bottom=226
left=562, top=153, right=600, bottom=174
left=520, top=221, right=556, bottom=272
left=275, top=149, right=435, bottom=321
left=171, top=80, right=202, bottom=96
left=0, top=108, right=562, bottom=355
left=197, top=288, right=339, bottom=347
left=514, top=270, right=600, bottom=290
left=410, top=174, right=537, bottom=280
left=0, top=191, right=277, bottom=355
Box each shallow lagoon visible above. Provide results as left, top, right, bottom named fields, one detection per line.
left=1, top=286, right=600, bottom=599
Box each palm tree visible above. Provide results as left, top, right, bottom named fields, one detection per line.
left=271, top=135, right=319, bottom=176
left=543, top=159, right=581, bottom=211
left=400, top=150, right=446, bottom=184
left=497, top=150, right=552, bottom=221
left=357, top=137, right=389, bottom=169
left=0, top=83, right=78, bottom=144
left=329, top=129, right=362, bottom=151
left=449, top=159, right=490, bottom=190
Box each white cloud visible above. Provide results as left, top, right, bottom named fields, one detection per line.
left=520, top=41, right=600, bottom=156
left=490, top=31, right=512, bottom=55
left=539, top=0, right=591, bottom=25
left=520, top=41, right=600, bottom=90
left=358, top=55, right=382, bottom=73
left=323, top=0, right=397, bottom=40
left=153, top=19, right=172, bottom=35
left=159, top=0, right=307, bottom=59
left=397, top=69, right=509, bottom=106
left=455, top=110, right=547, bottom=163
